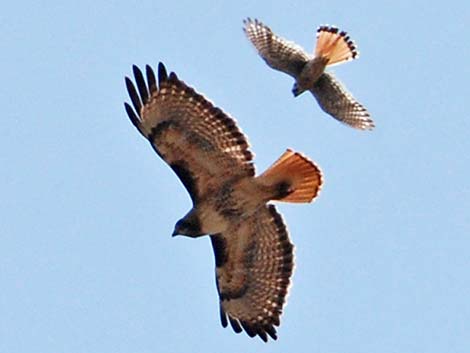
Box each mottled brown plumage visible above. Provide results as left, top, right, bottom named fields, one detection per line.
left=243, top=18, right=375, bottom=130
left=124, top=63, right=323, bottom=341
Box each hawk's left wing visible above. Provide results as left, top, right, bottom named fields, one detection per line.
left=243, top=18, right=310, bottom=79
left=211, top=204, right=294, bottom=342
left=310, top=72, right=375, bottom=130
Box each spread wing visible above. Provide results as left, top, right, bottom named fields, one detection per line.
left=124, top=63, right=255, bottom=203
left=310, top=72, right=375, bottom=130
left=210, top=204, right=294, bottom=342
left=243, top=18, right=310, bottom=79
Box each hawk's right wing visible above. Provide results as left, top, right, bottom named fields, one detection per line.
left=243, top=18, right=310, bottom=79
left=310, top=72, right=375, bottom=130
left=211, top=204, right=294, bottom=342
left=124, top=63, right=255, bottom=204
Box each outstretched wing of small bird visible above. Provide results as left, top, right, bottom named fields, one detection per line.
left=124, top=63, right=255, bottom=203
left=243, top=18, right=310, bottom=78
left=310, top=72, right=375, bottom=130
left=211, top=204, right=294, bottom=342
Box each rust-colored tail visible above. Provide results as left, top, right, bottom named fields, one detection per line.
left=258, top=149, right=323, bottom=203
left=314, top=26, right=358, bottom=66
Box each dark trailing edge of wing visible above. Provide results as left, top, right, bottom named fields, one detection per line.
left=210, top=235, right=228, bottom=268
left=268, top=204, right=294, bottom=293
left=168, top=161, right=199, bottom=203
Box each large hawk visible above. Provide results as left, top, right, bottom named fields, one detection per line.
left=243, top=18, right=375, bottom=130
left=124, top=63, right=323, bottom=342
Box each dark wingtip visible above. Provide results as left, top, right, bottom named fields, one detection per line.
left=168, top=71, right=179, bottom=82
left=229, top=317, right=242, bottom=334
left=124, top=102, right=146, bottom=137
left=124, top=102, right=139, bottom=125
left=133, top=65, right=149, bottom=105
left=220, top=305, right=228, bottom=328
left=158, top=62, right=168, bottom=83
left=131, top=64, right=139, bottom=74
left=243, top=17, right=253, bottom=26
left=124, top=76, right=133, bottom=90
left=146, top=65, right=157, bottom=93
left=132, top=65, right=140, bottom=75
left=240, top=321, right=256, bottom=338
left=257, top=331, right=268, bottom=343
left=265, top=325, right=278, bottom=340
left=125, top=76, right=142, bottom=116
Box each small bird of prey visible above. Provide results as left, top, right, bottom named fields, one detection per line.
left=243, top=18, right=375, bottom=130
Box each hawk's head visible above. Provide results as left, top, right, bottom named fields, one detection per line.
left=172, top=212, right=203, bottom=238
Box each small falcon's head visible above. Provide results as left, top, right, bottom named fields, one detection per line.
left=172, top=213, right=203, bottom=238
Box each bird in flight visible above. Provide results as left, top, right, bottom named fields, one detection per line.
left=124, top=63, right=323, bottom=342
left=243, top=18, right=375, bottom=130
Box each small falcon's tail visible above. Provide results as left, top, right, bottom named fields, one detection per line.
left=314, top=26, right=358, bottom=66
left=258, top=149, right=323, bottom=203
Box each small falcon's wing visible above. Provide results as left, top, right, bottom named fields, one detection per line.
left=310, top=72, right=375, bottom=130
left=243, top=18, right=310, bottom=79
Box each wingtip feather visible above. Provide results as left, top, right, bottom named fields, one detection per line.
left=219, top=305, right=228, bottom=328
left=158, top=62, right=168, bottom=83
left=229, top=317, right=243, bottom=333
left=145, top=64, right=157, bottom=94
left=133, top=65, right=149, bottom=105
left=125, top=76, right=142, bottom=116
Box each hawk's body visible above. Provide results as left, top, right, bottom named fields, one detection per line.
left=243, top=18, right=375, bottom=130
left=124, top=63, right=323, bottom=341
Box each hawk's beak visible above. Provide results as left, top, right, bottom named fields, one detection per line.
left=172, top=229, right=179, bottom=237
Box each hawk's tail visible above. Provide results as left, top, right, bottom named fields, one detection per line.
left=314, top=26, right=358, bottom=66
left=258, top=149, right=323, bottom=203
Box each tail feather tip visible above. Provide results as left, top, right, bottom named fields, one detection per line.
left=260, top=149, right=323, bottom=203
left=315, top=25, right=359, bottom=65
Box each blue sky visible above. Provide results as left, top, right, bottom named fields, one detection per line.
left=1, top=1, right=469, bottom=352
